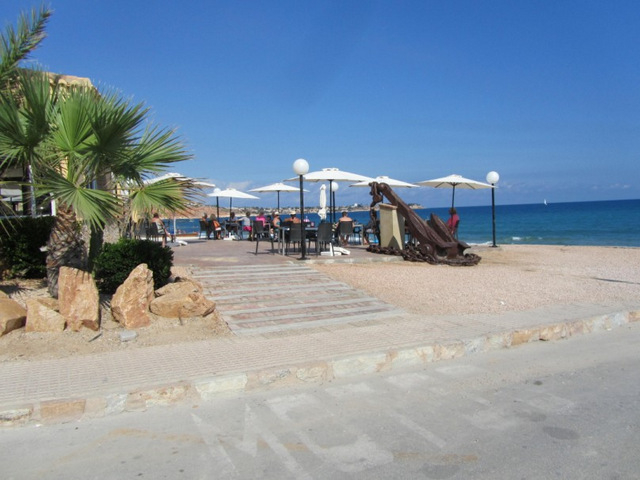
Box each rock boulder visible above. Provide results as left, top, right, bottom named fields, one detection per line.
left=111, top=264, right=154, bottom=329
left=150, top=279, right=215, bottom=320
left=25, top=297, right=65, bottom=332
left=0, top=297, right=27, bottom=336
left=58, top=267, right=100, bottom=331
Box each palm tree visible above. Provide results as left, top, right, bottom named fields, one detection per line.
left=40, top=78, right=196, bottom=296
left=1, top=6, right=199, bottom=296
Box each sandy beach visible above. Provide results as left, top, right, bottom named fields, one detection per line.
left=1, top=244, right=639, bottom=361
left=312, top=245, right=640, bottom=315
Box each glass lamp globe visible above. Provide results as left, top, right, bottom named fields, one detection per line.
left=486, top=171, right=500, bottom=185
left=331, top=181, right=339, bottom=191
left=293, top=158, right=309, bottom=176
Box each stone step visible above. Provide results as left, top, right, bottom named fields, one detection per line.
left=222, top=296, right=388, bottom=317
left=189, top=264, right=407, bottom=335
left=203, top=282, right=351, bottom=300
left=229, top=311, right=408, bottom=336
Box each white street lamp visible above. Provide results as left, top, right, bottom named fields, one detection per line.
left=486, top=171, right=500, bottom=247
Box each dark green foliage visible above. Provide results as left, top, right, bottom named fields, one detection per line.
left=93, top=238, right=173, bottom=294
left=0, top=216, right=54, bottom=278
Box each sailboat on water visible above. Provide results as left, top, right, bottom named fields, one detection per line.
left=543, top=199, right=548, bottom=206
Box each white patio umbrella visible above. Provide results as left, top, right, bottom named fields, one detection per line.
left=207, top=188, right=259, bottom=217
left=318, top=184, right=327, bottom=221
left=349, top=175, right=419, bottom=188
left=143, top=172, right=216, bottom=240
left=417, top=174, right=492, bottom=209
left=285, top=167, right=373, bottom=222
left=249, top=182, right=302, bottom=211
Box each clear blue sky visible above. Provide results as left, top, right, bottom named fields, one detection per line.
left=3, top=1, right=639, bottom=209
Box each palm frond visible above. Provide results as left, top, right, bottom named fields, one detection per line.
left=36, top=170, right=121, bottom=229
left=0, top=5, right=51, bottom=85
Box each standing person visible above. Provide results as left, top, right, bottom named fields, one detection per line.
left=446, top=207, right=460, bottom=237
left=152, top=212, right=168, bottom=247
left=363, top=210, right=379, bottom=245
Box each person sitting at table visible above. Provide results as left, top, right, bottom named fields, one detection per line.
left=201, top=213, right=213, bottom=239
left=226, top=211, right=238, bottom=237
left=239, top=210, right=252, bottom=240
left=289, top=210, right=301, bottom=224
left=255, top=209, right=267, bottom=226
left=270, top=211, right=281, bottom=238
left=335, top=211, right=354, bottom=246
left=210, top=214, right=222, bottom=239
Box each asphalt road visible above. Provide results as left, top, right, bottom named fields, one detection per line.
left=3, top=322, right=640, bottom=479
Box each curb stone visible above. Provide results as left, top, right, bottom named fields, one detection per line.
left=1, top=309, right=639, bottom=427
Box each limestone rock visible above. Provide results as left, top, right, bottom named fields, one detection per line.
left=150, top=280, right=215, bottom=319
left=0, top=297, right=26, bottom=336
left=58, top=267, right=100, bottom=331
left=111, top=264, right=154, bottom=329
left=25, top=297, right=65, bottom=332
left=155, top=278, right=203, bottom=297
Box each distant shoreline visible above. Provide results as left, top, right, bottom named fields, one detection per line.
left=173, top=204, right=425, bottom=219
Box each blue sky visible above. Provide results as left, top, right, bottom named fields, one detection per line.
left=3, top=1, right=639, bottom=209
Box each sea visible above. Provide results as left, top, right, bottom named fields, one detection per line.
left=169, top=199, right=640, bottom=248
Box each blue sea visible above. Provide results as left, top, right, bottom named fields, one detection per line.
left=169, top=199, right=640, bottom=247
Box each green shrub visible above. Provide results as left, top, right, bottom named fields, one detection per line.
left=93, top=238, right=173, bottom=294
left=0, top=216, right=55, bottom=279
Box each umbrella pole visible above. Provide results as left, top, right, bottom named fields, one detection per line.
left=216, top=198, right=219, bottom=219
left=451, top=185, right=456, bottom=210
left=329, top=181, right=334, bottom=223
left=277, top=191, right=280, bottom=211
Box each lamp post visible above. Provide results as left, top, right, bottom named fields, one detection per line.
left=486, top=171, right=500, bottom=247
left=293, top=158, right=309, bottom=260
left=331, top=181, right=339, bottom=223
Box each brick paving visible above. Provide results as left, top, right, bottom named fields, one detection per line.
left=1, top=237, right=639, bottom=426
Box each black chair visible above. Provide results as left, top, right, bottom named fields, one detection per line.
left=253, top=221, right=274, bottom=254
left=337, top=221, right=354, bottom=246
left=147, top=222, right=160, bottom=242
left=286, top=224, right=303, bottom=254
left=314, top=222, right=334, bottom=254
left=133, top=220, right=146, bottom=240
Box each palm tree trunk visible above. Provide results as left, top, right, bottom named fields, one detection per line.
left=45, top=203, right=87, bottom=297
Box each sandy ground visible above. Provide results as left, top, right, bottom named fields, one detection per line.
left=1, top=245, right=639, bottom=362
left=312, top=245, right=640, bottom=315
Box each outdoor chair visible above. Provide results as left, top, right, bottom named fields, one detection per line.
left=253, top=221, right=274, bottom=255
left=286, top=224, right=303, bottom=255
left=133, top=220, right=146, bottom=240
left=314, top=222, right=334, bottom=254
left=198, top=220, right=209, bottom=239
left=147, top=222, right=160, bottom=242
left=337, top=221, right=354, bottom=246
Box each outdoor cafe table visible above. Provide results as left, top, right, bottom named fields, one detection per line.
left=276, top=225, right=317, bottom=255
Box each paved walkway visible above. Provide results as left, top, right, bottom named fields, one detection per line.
left=1, top=237, right=639, bottom=427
